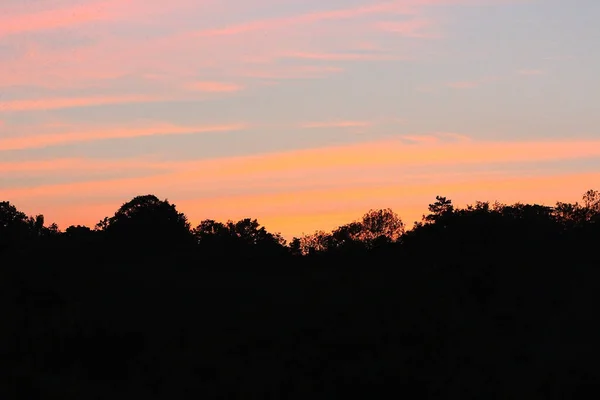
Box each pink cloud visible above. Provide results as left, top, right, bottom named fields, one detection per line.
left=0, top=123, right=246, bottom=151
left=237, top=65, right=344, bottom=80
left=0, top=0, right=124, bottom=37
left=282, top=51, right=404, bottom=61
left=0, top=94, right=166, bottom=112
left=186, top=81, right=244, bottom=92
left=0, top=0, right=452, bottom=91
left=0, top=158, right=166, bottom=174
left=0, top=0, right=206, bottom=37
left=193, top=2, right=415, bottom=38
left=0, top=0, right=514, bottom=92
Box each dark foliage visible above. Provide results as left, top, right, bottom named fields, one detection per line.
left=1, top=190, right=600, bottom=398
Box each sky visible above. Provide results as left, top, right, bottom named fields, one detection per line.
left=1, top=0, right=599, bottom=238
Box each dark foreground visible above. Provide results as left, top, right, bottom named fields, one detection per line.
left=2, top=191, right=600, bottom=398
left=2, top=254, right=600, bottom=399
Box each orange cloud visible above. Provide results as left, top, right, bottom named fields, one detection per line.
left=177, top=137, right=600, bottom=179
left=6, top=136, right=600, bottom=192
left=0, top=123, right=246, bottom=151
left=3, top=136, right=600, bottom=237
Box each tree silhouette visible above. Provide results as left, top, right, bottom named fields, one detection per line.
left=193, top=219, right=228, bottom=243
left=582, top=189, right=600, bottom=222
left=331, top=221, right=365, bottom=251
left=424, top=196, right=454, bottom=223
left=0, top=201, right=29, bottom=252
left=292, top=208, right=405, bottom=255
left=0, top=201, right=28, bottom=232
left=96, top=195, right=193, bottom=253
left=193, top=217, right=286, bottom=259
left=360, top=208, right=405, bottom=244
left=292, top=230, right=334, bottom=255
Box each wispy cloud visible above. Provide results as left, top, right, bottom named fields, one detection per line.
left=377, top=19, right=439, bottom=38
left=0, top=123, right=246, bottom=151
left=517, top=69, right=546, bottom=76
left=5, top=136, right=600, bottom=194
left=5, top=134, right=599, bottom=236
left=186, top=81, right=244, bottom=93
left=0, top=0, right=202, bottom=37
left=0, top=0, right=580, bottom=238
left=238, top=65, right=344, bottom=80
left=0, top=158, right=164, bottom=174
left=0, top=94, right=165, bottom=112
left=0, top=0, right=469, bottom=93
left=446, top=75, right=501, bottom=89
left=193, top=1, right=414, bottom=38
left=301, top=120, right=372, bottom=129
left=0, top=0, right=124, bottom=37
left=446, top=81, right=481, bottom=89
left=282, top=51, right=404, bottom=61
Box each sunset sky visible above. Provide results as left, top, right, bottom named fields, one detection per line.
left=1, top=0, right=599, bottom=238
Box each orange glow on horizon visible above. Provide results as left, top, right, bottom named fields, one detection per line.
left=8, top=168, right=599, bottom=240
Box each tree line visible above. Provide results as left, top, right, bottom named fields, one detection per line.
left=3, top=189, right=600, bottom=398
left=2, top=189, right=599, bottom=263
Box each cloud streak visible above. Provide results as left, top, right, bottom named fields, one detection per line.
left=0, top=0, right=588, bottom=238
left=0, top=0, right=203, bottom=37
left=518, top=69, right=546, bottom=76
left=377, top=19, right=440, bottom=38
left=186, top=81, right=244, bottom=93
left=0, top=0, right=485, bottom=93
left=6, top=135, right=600, bottom=188
left=3, top=136, right=600, bottom=238
left=0, top=123, right=246, bottom=151
left=0, top=0, right=124, bottom=37
left=0, top=95, right=165, bottom=112
left=301, top=120, right=372, bottom=129
left=193, top=1, right=415, bottom=38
